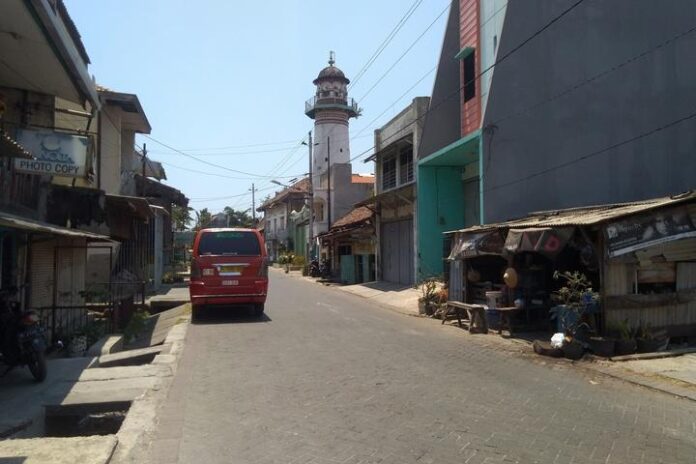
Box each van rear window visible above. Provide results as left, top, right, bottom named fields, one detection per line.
left=197, top=231, right=261, bottom=256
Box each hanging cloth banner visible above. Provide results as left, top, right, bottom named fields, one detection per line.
left=604, top=205, right=696, bottom=257
left=504, top=227, right=574, bottom=258
left=447, top=231, right=504, bottom=260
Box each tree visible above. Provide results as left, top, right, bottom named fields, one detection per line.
left=195, top=208, right=212, bottom=230
left=222, top=207, right=254, bottom=228
left=171, top=205, right=194, bottom=231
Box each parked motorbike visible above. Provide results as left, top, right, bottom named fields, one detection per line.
left=309, top=258, right=320, bottom=277
left=0, top=289, right=48, bottom=382
left=319, top=259, right=331, bottom=279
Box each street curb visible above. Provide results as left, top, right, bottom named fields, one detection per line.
left=574, top=361, right=696, bottom=403
left=109, top=306, right=191, bottom=463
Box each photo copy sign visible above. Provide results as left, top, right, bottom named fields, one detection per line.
left=14, top=129, right=88, bottom=178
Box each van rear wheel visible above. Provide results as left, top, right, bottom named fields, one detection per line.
left=253, top=304, right=265, bottom=317
left=191, top=304, right=203, bottom=323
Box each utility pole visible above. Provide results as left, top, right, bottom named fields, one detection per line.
left=140, top=143, right=147, bottom=196
left=250, top=183, right=257, bottom=226
left=307, top=130, right=314, bottom=260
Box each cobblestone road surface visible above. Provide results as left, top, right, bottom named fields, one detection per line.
left=148, top=272, right=696, bottom=464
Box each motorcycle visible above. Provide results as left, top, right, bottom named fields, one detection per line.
left=309, top=258, right=320, bottom=277
left=0, top=288, right=48, bottom=382
left=319, top=258, right=331, bottom=279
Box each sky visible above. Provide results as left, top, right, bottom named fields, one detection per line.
left=65, top=0, right=449, bottom=216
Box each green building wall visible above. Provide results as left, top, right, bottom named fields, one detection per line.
left=417, top=166, right=466, bottom=279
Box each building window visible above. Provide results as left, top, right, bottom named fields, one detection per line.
left=399, top=146, right=413, bottom=185
left=382, top=157, right=397, bottom=191
left=273, top=218, right=277, bottom=232
left=463, top=49, right=476, bottom=102
left=280, top=216, right=285, bottom=230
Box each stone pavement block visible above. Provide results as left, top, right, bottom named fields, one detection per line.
left=79, top=364, right=172, bottom=382
left=0, top=436, right=117, bottom=464
left=95, top=345, right=166, bottom=368
left=58, top=376, right=162, bottom=406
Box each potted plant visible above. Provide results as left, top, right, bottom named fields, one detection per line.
left=550, top=271, right=600, bottom=360
left=418, top=278, right=438, bottom=316
left=613, top=319, right=638, bottom=356
left=636, top=323, right=670, bottom=353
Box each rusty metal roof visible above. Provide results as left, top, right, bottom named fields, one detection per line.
left=450, top=190, right=696, bottom=234
left=0, top=131, right=32, bottom=159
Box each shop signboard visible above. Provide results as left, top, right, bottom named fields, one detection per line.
left=504, top=227, right=573, bottom=258
left=448, top=231, right=504, bottom=260
left=14, top=129, right=88, bottom=178
left=605, top=206, right=696, bottom=257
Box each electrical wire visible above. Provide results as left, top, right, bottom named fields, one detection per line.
left=349, top=0, right=588, bottom=163
left=485, top=108, right=696, bottom=193
left=356, top=2, right=451, bottom=103
left=142, top=134, right=305, bottom=179
left=348, top=0, right=425, bottom=90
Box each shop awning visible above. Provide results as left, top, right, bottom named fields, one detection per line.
left=106, top=194, right=154, bottom=220
left=447, top=231, right=504, bottom=260
left=0, top=212, right=112, bottom=241
left=355, top=183, right=415, bottom=209
left=504, top=227, right=574, bottom=258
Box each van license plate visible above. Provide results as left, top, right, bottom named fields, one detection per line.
left=222, top=280, right=239, bottom=286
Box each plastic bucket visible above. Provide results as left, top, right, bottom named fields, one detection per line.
left=485, top=308, right=501, bottom=331
left=485, top=291, right=504, bottom=309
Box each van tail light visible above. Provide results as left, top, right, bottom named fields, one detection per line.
left=258, top=259, right=269, bottom=277
left=190, top=259, right=201, bottom=281
left=21, top=312, right=40, bottom=326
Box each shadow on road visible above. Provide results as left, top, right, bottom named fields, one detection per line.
left=192, top=306, right=271, bottom=325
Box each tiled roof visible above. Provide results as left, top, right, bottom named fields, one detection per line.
left=351, top=174, right=374, bottom=184
left=331, top=205, right=373, bottom=229
left=257, top=177, right=310, bottom=211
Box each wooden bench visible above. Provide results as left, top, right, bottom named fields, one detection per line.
left=443, top=301, right=488, bottom=333
left=496, top=306, right=523, bottom=336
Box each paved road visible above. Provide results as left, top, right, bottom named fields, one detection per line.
left=147, top=272, right=696, bottom=464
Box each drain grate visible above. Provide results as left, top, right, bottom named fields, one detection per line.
left=44, top=401, right=131, bottom=437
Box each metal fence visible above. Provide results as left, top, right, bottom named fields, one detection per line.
left=35, top=281, right=146, bottom=346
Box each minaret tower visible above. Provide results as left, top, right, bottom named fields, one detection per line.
left=305, top=51, right=360, bottom=237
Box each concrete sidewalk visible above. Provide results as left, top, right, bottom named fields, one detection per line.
left=146, top=285, right=190, bottom=313
left=334, top=281, right=421, bottom=316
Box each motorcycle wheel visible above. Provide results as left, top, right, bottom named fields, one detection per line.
left=27, top=349, right=47, bottom=382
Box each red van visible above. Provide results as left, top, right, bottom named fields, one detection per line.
left=189, top=228, right=268, bottom=318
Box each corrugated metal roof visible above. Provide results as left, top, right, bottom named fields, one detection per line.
left=0, top=131, right=32, bottom=159
left=0, top=212, right=112, bottom=241
left=450, top=190, right=696, bottom=234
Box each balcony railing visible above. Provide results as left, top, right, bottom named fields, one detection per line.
left=305, top=96, right=361, bottom=118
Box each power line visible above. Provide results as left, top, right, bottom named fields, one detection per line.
left=356, top=2, right=451, bottom=103
left=349, top=0, right=588, bottom=163
left=349, top=0, right=425, bottom=90
left=485, top=108, right=696, bottom=193
left=142, top=134, right=304, bottom=179
left=189, top=185, right=276, bottom=202
left=354, top=65, right=437, bottom=140
left=173, top=138, right=301, bottom=151
left=488, top=22, right=696, bottom=127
